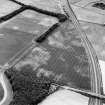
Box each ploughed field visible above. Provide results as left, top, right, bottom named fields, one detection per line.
left=0, top=1, right=92, bottom=104
left=4, top=20, right=92, bottom=105
left=0, top=10, right=56, bottom=65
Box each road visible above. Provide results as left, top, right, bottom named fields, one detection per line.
left=0, top=72, right=13, bottom=105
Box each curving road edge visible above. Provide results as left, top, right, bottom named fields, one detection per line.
left=0, top=72, right=13, bottom=105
